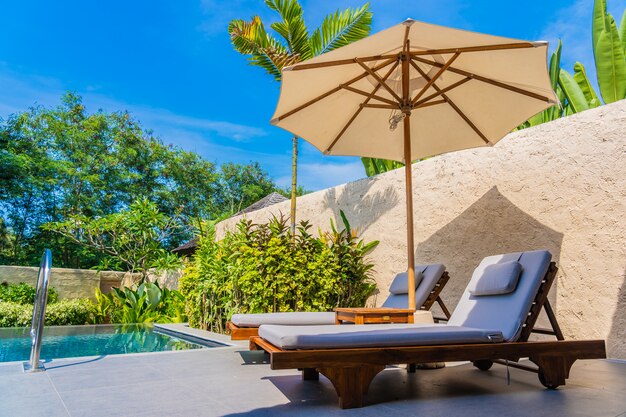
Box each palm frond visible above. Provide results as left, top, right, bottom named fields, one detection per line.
left=265, top=0, right=311, bottom=60
left=228, top=16, right=293, bottom=81
left=309, top=3, right=372, bottom=56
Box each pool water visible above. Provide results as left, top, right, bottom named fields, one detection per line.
left=0, top=324, right=222, bottom=363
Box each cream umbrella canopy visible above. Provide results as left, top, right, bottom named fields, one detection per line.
left=270, top=19, right=558, bottom=310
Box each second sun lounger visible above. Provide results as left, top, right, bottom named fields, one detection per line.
left=227, top=263, right=451, bottom=340
left=250, top=250, right=606, bottom=408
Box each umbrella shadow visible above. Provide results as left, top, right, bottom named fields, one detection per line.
left=414, top=186, right=564, bottom=322
left=322, top=176, right=400, bottom=235
left=607, top=269, right=626, bottom=358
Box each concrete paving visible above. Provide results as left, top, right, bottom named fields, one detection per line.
left=1, top=331, right=625, bottom=417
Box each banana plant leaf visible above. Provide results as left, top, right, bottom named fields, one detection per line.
left=619, top=9, right=626, bottom=55
left=559, top=69, right=590, bottom=113
left=595, top=15, right=626, bottom=103
left=573, top=62, right=602, bottom=108
left=593, top=0, right=609, bottom=50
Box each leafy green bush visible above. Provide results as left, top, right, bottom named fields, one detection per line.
left=0, top=301, right=32, bottom=327
left=0, top=282, right=58, bottom=305
left=45, top=299, right=94, bottom=326
left=92, top=283, right=187, bottom=324
left=180, top=212, right=379, bottom=333
left=0, top=299, right=94, bottom=327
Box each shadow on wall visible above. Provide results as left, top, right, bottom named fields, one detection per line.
left=607, top=270, right=626, bottom=358
left=415, top=186, right=564, bottom=317
left=322, top=177, right=399, bottom=234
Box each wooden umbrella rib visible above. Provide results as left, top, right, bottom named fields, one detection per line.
left=408, top=42, right=535, bottom=56
left=273, top=57, right=398, bottom=123
left=414, top=99, right=447, bottom=109
left=412, top=55, right=553, bottom=103
left=341, top=85, right=398, bottom=106
left=289, top=54, right=399, bottom=71
left=445, top=98, right=491, bottom=144
left=325, top=60, right=400, bottom=153
left=411, top=52, right=460, bottom=105
left=409, top=60, right=489, bottom=144
left=356, top=58, right=403, bottom=103
left=412, top=76, right=472, bottom=108
left=359, top=103, right=399, bottom=109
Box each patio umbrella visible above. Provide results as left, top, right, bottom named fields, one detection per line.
left=270, top=19, right=558, bottom=309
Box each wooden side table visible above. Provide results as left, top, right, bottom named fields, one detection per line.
left=334, top=308, right=415, bottom=324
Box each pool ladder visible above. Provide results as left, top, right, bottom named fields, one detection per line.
left=23, top=249, right=52, bottom=373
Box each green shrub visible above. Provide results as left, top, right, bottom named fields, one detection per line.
left=0, top=299, right=94, bottom=327
left=45, top=299, right=94, bottom=326
left=0, top=282, right=58, bottom=305
left=180, top=212, right=379, bottom=333
left=0, top=301, right=32, bottom=327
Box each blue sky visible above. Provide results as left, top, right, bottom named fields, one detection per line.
left=0, top=0, right=624, bottom=191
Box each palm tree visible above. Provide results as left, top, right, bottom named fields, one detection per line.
left=229, top=0, right=372, bottom=234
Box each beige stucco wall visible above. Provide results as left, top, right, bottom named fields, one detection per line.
left=216, top=100, right=626, bottom=359
left=0, top=266, right=180, bottom=300
left=0, top=266, right=129, bottom=300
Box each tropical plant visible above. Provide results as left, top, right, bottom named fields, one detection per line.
left=94, top=282, right=187, bottom=324
left=228, top=1, right=373, bottom=234
left=91, top=288, right=114, bottom=324
left=180, top=212, right=379, bottom=333
left=520, top=0, right=625, bottom=130
left=43, top=199, right=183, bottom=280
left=360, top=157, right=405, bottom=177
left=559, top=0, right=625, bottom=111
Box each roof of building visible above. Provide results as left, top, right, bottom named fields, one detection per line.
left=172, top=192, right=288, bottom=255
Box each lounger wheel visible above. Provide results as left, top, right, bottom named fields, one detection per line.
left=538, top=371, right=560, bottom=390
left=472, top=360, right=493, bottom=371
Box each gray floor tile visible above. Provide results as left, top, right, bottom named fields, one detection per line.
left=1, top=345, right=624, bottom=417
left=0, top=392, right=69, bottom=417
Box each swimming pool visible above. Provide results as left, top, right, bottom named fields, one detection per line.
left=0, top=324, right=224, bottom=363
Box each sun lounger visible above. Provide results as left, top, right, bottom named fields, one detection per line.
left=250, top=250, right=606, bottom=408
left=227, top=263, right=451, bottom=340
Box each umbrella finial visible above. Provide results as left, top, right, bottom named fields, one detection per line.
left=403, top=19, right=416, bottom=27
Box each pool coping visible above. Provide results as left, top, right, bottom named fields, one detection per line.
left=153, top=323, right=242, bottom=348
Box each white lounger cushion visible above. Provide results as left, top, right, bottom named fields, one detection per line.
left=231, top=312, right=336, bottom=327
left=448, top=250, right=551, bottom=342
left=258, top=324, right=503, bottom=350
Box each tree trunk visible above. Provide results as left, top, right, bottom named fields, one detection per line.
left=290, top=136, right=298, bottom=237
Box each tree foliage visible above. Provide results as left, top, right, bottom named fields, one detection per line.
left=43, top=199, right=183, bottom=278
left=0, top=93, right=282, bottom=268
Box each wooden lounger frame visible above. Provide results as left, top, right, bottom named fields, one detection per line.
left=227, top=271, right=452, bottom=340
left=249, top=263, right=607, bottom=409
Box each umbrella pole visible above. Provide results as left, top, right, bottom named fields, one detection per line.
left=403, top=116, right=416, bottom=310
left=401, top=44, right=416, bottom=311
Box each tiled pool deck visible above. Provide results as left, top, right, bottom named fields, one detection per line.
left=1, top=325, right=625, bottom=417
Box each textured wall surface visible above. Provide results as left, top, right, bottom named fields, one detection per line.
left=0, top=266, right=179, bottom=300
left=0, top=266, right=126, bottom=300
left=216, top=101, right=626, bottom=358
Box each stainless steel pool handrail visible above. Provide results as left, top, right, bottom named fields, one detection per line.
left=23, top=249, right=52, bottom=373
